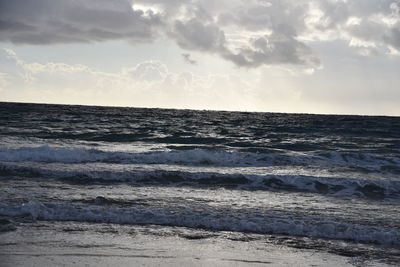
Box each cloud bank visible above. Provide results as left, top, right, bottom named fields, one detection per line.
left=1, top=0, right=400, bottom=69
left=0, top=47, right=259, bottom=110
left=1, top=47, right=400, bottom=115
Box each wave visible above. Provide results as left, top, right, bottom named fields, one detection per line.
left=1, top=163, right=399, bottom=199
left=1, top=200, right=399, bottom=246
left=0, top=146, right=399, bottom=172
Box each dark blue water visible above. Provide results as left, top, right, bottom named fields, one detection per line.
left=1, top=102, right=399, bottom=264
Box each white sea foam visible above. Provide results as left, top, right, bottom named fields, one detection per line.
left=0, top=200, right=399, bottom=246
left=0, top=146, right=399, bottom=172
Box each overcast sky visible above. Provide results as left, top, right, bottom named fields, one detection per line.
left=1, top=0, right=400, bottom=115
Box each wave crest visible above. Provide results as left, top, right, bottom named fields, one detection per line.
left=1, top=163, right=399, bottom=199
left=0, top=146, right=399, bottom=172
left=0, top=200, right=399, bottom=246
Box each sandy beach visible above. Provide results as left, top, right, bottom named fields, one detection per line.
left=0, top=221, right=393, bottom=267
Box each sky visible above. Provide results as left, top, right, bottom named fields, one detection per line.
left=1, top=0, right=400, bottom=116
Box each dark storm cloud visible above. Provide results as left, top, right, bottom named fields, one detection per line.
left=172, top=18, right=226, bottom=52
left=0, top=0, right=162, bottom=44
left=223, top=34, right=321, bottom=68
left=1, top=0, right=400, bottom=68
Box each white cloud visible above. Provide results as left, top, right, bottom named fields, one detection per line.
left=132, top=3, right=163, bottom=17
left=0, top=48, right=259, bottom=110
left=124, top=61, right=168, bottom=82
left=1, top=47, right=400, bottom=115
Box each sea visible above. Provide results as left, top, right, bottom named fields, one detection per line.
left=0, top=102, right=399, bottom=265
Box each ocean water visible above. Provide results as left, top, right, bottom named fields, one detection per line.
left=0, top=102, right=400, bottom=264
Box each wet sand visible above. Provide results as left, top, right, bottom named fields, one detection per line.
left=0, top=221, right=391, bottom=267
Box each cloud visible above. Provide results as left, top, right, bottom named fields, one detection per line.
left=304, top=0, right=400, bottom=53
left=0, top=0, right=162, bottom=44
left=124, top=61, right=168, bottom=82
left=1, top=0, right=400, bottom=69
left=222, top=34, right=321, bottom=69
left=171, top=18, right=226, bottom=52
left=182, top=53, right=197, bottom=65
left=0, top=48, right=258, bottom=109
left=1, top=47, right=400, bottom=115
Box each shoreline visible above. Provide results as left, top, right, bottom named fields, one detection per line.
left=0, top=221, right=394, bottom=267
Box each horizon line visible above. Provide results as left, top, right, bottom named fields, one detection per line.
left=1, top=100, right=398, bottom=118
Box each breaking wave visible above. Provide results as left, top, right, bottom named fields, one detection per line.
left=1, top=163, right=399, bottom=199
left=0, top=146, right=399, bottom=172
left=0, top=200, right=399, bottom=246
